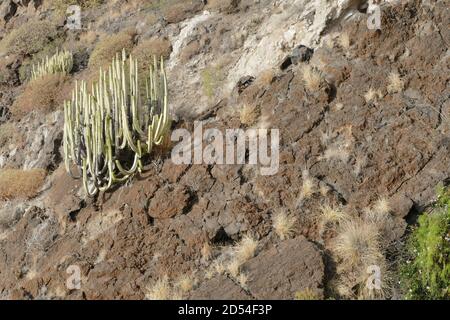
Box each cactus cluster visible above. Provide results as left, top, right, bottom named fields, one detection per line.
left=31, top=50, right=73, bottom=80
left=63, top=50, right=171, bottom=196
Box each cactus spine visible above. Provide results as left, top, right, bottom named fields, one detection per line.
left=31, top=50, right=73, bottom=80
left=63, top=50, right=171, bottom=196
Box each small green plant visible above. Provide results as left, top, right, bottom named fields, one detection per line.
left=31, top=50, right=73, bottom=81
left=201, top=66, right=222, bottom=100
left=295, top=288, right=321, bottom=300
left=400, top=187, right=450, bottom=300
left=63, top=50, right=171, bottom=196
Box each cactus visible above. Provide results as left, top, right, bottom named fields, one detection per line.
left=63, top=49, right=171, bottom=196
left=31, top=50, right=73, bottom=80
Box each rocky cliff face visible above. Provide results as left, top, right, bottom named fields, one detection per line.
left=0, top=0, right=448, bottom=299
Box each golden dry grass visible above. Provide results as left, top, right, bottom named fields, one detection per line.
left=339, top=32, right=351, bottom=50
left=272, top=211, right=297, bottom=240
left=364, top=88, right=381, bottom=103
left=295, top=288, right=321, bottom=300
left=88, top=31, right=135, bottom=68
left=201, top=242, right=213, bottom=263
left=0, top=169, right=47, bottom=201
left=334, top=218, right=382, bottom=268
left=257, top=69, right=275, bottom=87
left=0, top=20, right=58, bottom=55
left=145, top=275, right=171, bottom=300
left=387, top=71, right=404, bottom=93
left=302, top=65, right=323, bottom=91
left=175, top=274, right=197, bottom=293
left=239, top=104, right=260, bottom=126
left=299, top=177, right=314, bottom=200
left=234, top=235, right=258, bottom=263
left=11, top=74, right=70, bottom=118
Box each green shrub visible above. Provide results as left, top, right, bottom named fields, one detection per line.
left=400, top=187, right=450, bottom=299
left=0, top=20, right=59, bottom=56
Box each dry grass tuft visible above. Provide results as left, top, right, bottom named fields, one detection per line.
left=295, top=288, right=321, bottom=300
left=239, top=104, right=260, bottom=126
left=11, top=74, right=70, bottom=118
left=372, top=197, right=391, bottom=215
left=321, top=145, right=350, bottom=163
left=0, top=20, right=58, bottom=55
left=256, top=69, right=275, bottom=87
left=226, top=259, right=241, bottom=278
left=272, top=211, right=297, bottom=240
left=364, top=88, right=382, bottom=103
left=145, top=275, right=183, bottom=300
left=339, top=33, right=351, bottom=51
left=88, top=31, right=135, bottom=68
left=302, top=65, right=323, bottom=91
left=334, top=219, right=382, bottom=268
left=387, top=72, right=404, bottom=93
left=145, top=275, right=171, bottom=300
left=0, top=169, right=47, bottom=201
left=201, top=242, right=213, bottom=263
left=234, top=235, right=258, bottom=263
left=299, top=177, right=315, bottom=200
left=175, top=274, right=197, bottom=293
left=320, top=205, right=347, bottom=226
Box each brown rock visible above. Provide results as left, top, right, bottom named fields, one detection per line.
left=190, top=275, right=251, bottom=300
left=243, top=237, right=324, bottom=300
left=148, top=185, right=193, bottom=219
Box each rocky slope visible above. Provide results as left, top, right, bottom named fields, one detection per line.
left=0, top=0, right=448, bottom=299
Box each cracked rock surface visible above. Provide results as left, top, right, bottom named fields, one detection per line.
left=0, top=0, right=448, bottom=299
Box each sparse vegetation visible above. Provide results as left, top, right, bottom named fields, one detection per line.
left=364, top=88, right=381, bottom=103
left=332, top=212, right=393, bottom=299
left=88, top=31, right=135, bottom=68
left=52, top=0, right=104, bottom=12
left=11, top=74, right=70, bottom=118
left=302, top=65, right=323, bottom=91
left=131, top=38, right=172, bottom=74
left=0, top=20, right=59, bottom=56
left=0, top=122, right=23, bottom=148
left=145, top=275, right=182, bottom=300
left=387, top=71, right=405, bottom=93
left=299, top=175, right=315, bottom=201
left=0, top=169, right=47, bottom=200
left=234, top=235, right=258, bottom=263
left=175, top=274, right=197, bottom=293
left=273, top=211, right=297, bottom=240
left=400, top=187, right=450, bottom=300
left=239, top=104, right=260, bottom=126
left=201, top=66, right=223, bottom=100
left=295, top=288, right=321, bottom=300
left=339, top=33, right=351, bottom=51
